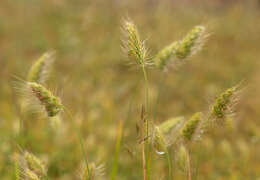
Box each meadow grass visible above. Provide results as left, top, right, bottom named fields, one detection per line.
left=0, top=1, right=260, bottom=180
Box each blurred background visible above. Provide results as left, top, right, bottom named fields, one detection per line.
left=0, top=0, right=260, bottom=179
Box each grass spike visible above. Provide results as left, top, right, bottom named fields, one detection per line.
left=181, top=112, right=202, bottom=142
left=27, top=82, right=63, bottom=117
left=154, top=25, right=207, bottom=70
left=27, top=51, right=55, bottom=83
left=24, top=151, right=46, bottom=176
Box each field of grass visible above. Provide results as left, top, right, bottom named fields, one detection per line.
left=0, top=0, right=260, bottom=179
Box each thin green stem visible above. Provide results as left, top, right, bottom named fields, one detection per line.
left=111, top=98, right=133, bottom=180
left=141, top=64, right=149, bottom=113
left=64, top=108, right=91, bottom=180
left=141, top=63, right=150, bottom=180
left=111, top=120, right=124, bottom=180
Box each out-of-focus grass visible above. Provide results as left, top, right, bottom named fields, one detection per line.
left=0, top=0, right=260, bottom=179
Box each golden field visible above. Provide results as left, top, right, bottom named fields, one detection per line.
left=0, top=0, right=260, bottom=179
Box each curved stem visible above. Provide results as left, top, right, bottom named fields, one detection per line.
left=64, top=107, right=91, bottom=179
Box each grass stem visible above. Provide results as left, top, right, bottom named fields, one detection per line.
left=141, top=63, right=150, bottom=180
left=111, top=120, right=124, bottom=180
left=64, top=108, right=91, bottom=180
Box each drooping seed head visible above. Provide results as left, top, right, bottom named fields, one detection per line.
left=210, top=85, right=240, bottom=121
left=174, top=26, right=206, bottom=59
left=27, top=51, right=55, bottom=83
left=159, top=116, right=184, bottom=135
left=153, top=117, right=184, bottom=148
left=154, top=42, right=177, bottom=70
left=24, top=151, right=46, bottom=176
left=154, top=25, right=207, bottom=70
left=181, top=112, right=202, bottom=141
left=122, top=20, right=148, bottom=66
left=27, top=82, right=63, bottom=117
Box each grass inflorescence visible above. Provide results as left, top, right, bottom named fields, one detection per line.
left=27, top=82, right=63, bottom=117
left=27, top=52, right=55, bottom=84
left=154, top=25, right=207, bottom=70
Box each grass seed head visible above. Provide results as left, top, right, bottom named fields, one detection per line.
left=24, top=151, right=46, bottom=176
left=174, top=26, right=206, bottom=60
left=154, top=25, right=207, bottom=70
left=153, top=126, right=168, bottom=155
left=210, top=85, right=240, bottom=121
left=154, top=42, right=177, bottom=70
left=181, top=112, right=202, bottom=142
left=122, top=20, right=148, bottom=67
left=27, top=51, right=55, bottom=84
left=159, top=116, right=184, bottom=135
left=27, top=82, right=63, bottom=117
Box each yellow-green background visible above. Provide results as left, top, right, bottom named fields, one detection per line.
left=0, top=0, right=260, bottom=179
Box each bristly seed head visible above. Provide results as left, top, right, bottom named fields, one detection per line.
left=153, top=126, right=168, bottom=155
left=210, top=85, right=240, bottom=121
left=122, top=20, right=149, bottom=67
left=24, top=151, right=46, bottom=176
left=174, top=26, right=206, bottom=60
left=159, top=116, right=184, bottom=135
left=181, top=112, right=202, bottom=141
left=152, top=117, right=184, bottom=154
left=27, top=82, right=63, bottom=117
left=154, top=25, right=207, bottom=70
left=27, top=51, right=55, bottom=84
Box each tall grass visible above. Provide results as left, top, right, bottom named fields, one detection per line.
left=9, top=15, right=247, bottom=180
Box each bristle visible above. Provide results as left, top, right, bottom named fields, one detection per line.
left=79, top=162, right=105, bottom=180
left=152, top=126, right=168, bottom=155
left=154, top=25, right=208, bottom=70
left=209, top=84, right=240, bottom=123
left=24, top=151, right=46, bottom=176
left=181, top=112, right=202, bottom=142
left=27, top=51, right=55, bottom=84
left=122, top=19, right=149, bottom=67
left=159, top=116, right=184, bottom=135
left=27, top=82, right=63, bottom=117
